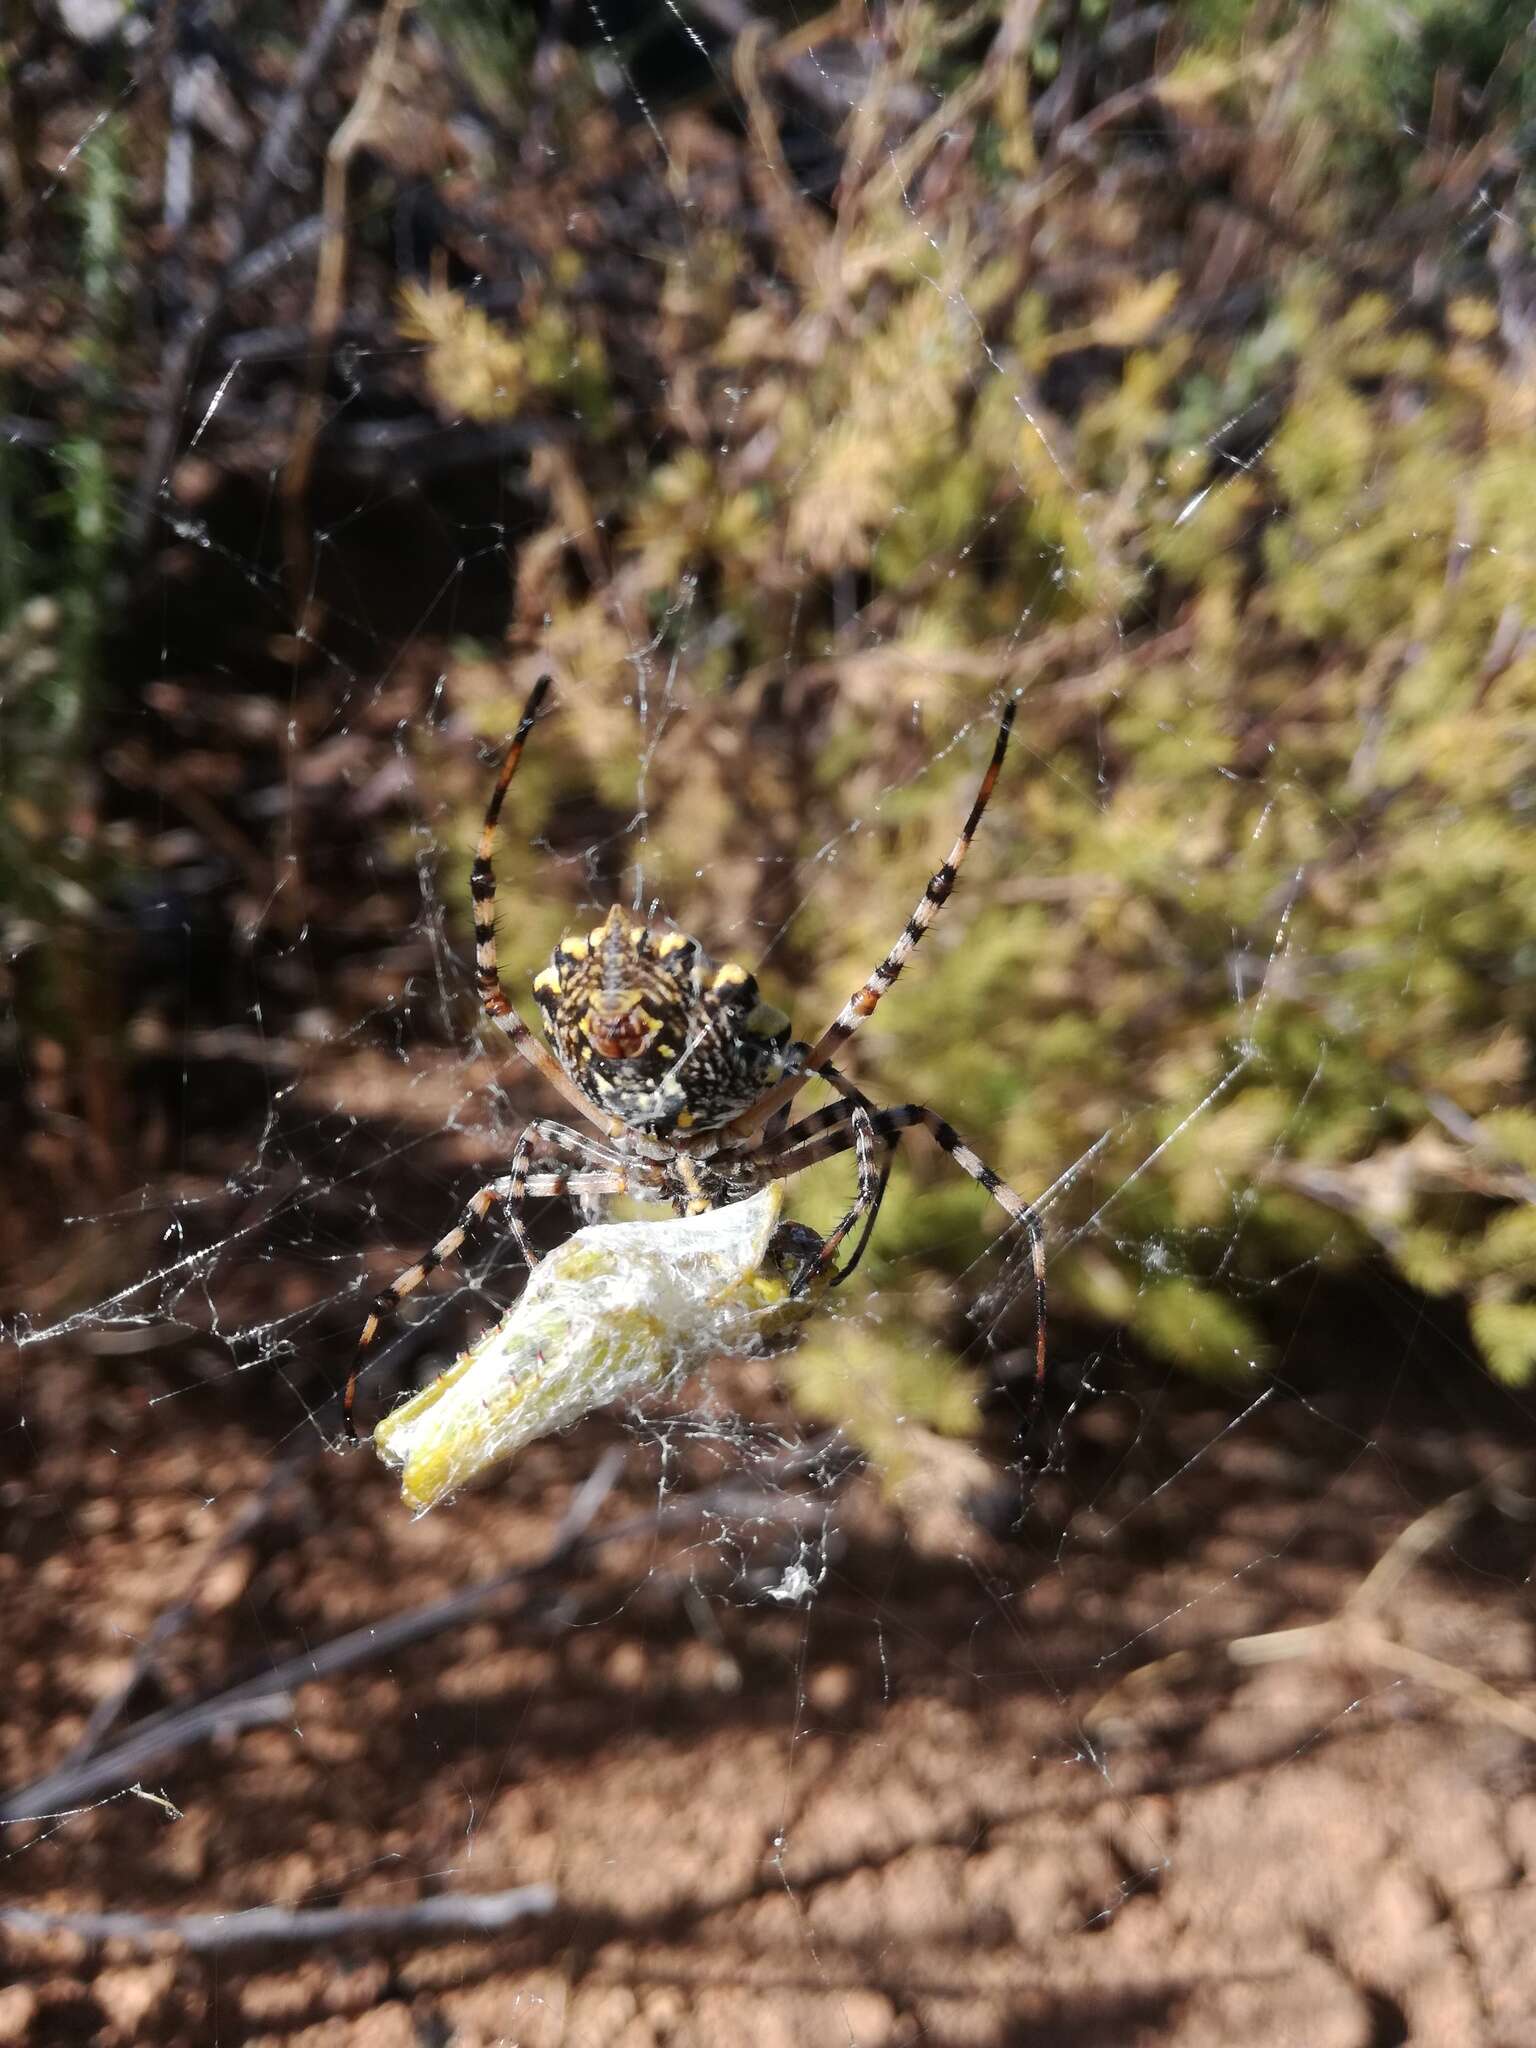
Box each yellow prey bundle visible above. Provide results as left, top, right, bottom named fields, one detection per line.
left=373, top=1186, right=816, bottom=1512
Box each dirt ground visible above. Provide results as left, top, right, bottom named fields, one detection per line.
left=7, top=10, right=1536, bottom=2042
left=5, top=1312, right=1536, bottom=2048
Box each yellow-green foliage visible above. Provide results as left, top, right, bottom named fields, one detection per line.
left=399, top=277, right=611, bottom=433
left=788, top=1311, right=984, bottom=1482
left=409, top=3, right=1536, bottom=1401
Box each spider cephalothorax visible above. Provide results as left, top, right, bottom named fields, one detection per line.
left=530, top=902, right=795, bottom=1136
left=345, top=675, right=1046, bottom=1442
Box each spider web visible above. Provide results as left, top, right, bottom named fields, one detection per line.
left=4, top=6, right=1535, bottom=2042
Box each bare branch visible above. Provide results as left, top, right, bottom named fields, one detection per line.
left=59, top=1447, right=317, bottom=1774
left=128, top=0, right=358, bottom=553
left=282, top=0, right=410, bottom=609
left=0, top=1886, right=557, bottom=1957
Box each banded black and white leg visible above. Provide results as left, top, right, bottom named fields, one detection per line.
left=719, top=699, right=1017, bottom=1147
left=814, top=1068, right=897, bottom=1288
left=768, top=1064, right=893, bottom=1290
left=765, top=1100, right=1048, bottom=1388
left=343, top=1120, right=635, bottom=1440
left=470, top=676, right=626, bottom=1136
left=503, top=1118, right=636, bottom=1254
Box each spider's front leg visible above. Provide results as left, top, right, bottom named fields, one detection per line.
left=344, top=1171, right=521, bottom=1442
left=718, top=700, right=1017, bottom=1145
left=503, top=1118, right=629, bottom=1259
left=342, top=1119, right=628, bottom=1441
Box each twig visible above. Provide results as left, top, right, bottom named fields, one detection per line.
left=128, top=0, right=358, bottom=553
left=0, top=1885, right=556, bottom=1957
left=1346, top=1478, right=1491, bottom=1617
left=161, top=31, right=197, bottom=248
left=227, top=214, right=328, bottom=296
left=1053, top=78, right=1170, bottom=166
left=685, top=0, right=862, bottom=126
left=305, top=416, right=572, bottom=477
left=1089, top=1459, right=1536, bottom=1742
left=265, top=0, right=407, bottom=944
left=0, top=1448, right=625, bottom=1822
left=59, top=1447, right=318, bottom=1773
left=0, top=1438, right=848, bottom=1821
left=1423, top=1091, right=1536, bottom=1209
left=1, top=417, right=58, bottom=449
left=861, top=42, right=995, bottom=208
left=282, top=0, right=409, bottom=612
left=1229, top=1618, right=1536, bottom=1747
left=734, top=24, right=838, bottom=311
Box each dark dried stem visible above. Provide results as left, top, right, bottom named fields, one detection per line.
left=58, top=1447, right=318, bottom=1774
left=128, top=0, right=357, bottom=552
left=684, top=0, right=860, bottom=125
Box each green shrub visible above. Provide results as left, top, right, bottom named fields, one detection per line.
left=409, top=2, right=1536, bottom=1400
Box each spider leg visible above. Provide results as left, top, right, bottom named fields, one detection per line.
left=777, top=1064, right=886, bottom=1288
left=519, top=1169, right=635, bottom=1200
left=773, top=1094, right=861, bottom=1155
left=472, top=677, right=625, bottom=1135
left=827, top=1152, right=895, bottom=1288
left=754, top=1067, right=892, bottom=1289
left=344, top=1172, right=518, bottom=1442
left=760, top=1039, right=816, bottom=1148
left=674, top=1150, right=714, bottom=1217
left=761, top=1101, right=797, bottom=1147
left=343, top=1121, right=636, bottom=1441
left=763, top=1101, right=1047, bottom=1389
left=805, top=1063, right=895, bottom=1290
left=501, top=1118, right=628, bottom=1267
left=718, top=700, right=1016, bottom=1145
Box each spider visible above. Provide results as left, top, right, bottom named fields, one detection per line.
left=343, top=676, right=1046, bottom=1439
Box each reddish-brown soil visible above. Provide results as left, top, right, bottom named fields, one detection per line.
left=4, top=1316, right=1535, bottom=2048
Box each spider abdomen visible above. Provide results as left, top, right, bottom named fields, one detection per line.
left=530, top=902, right=792, bottom=1136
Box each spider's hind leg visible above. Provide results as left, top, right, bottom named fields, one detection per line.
left=878, top=1104, right=1048, bottom=1391
left=795, top=1064, right=889, bottom=1291
left=763, top=1063, right=892, bottom=1293
left=761, top=1098, right=1048, bottom=1389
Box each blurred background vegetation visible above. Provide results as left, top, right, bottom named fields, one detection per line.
left=3, top=0, right=1534, bottom=1441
